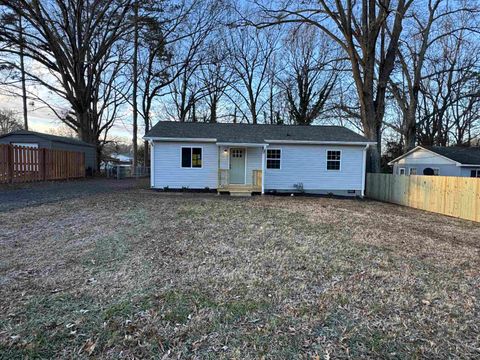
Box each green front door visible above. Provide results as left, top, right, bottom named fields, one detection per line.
left=229, top=148, right=246, bottom=184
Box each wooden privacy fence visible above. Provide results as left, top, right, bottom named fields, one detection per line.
left=0, top=144, right=85, bottom=184
left=366, top=173, right=480, bottom=222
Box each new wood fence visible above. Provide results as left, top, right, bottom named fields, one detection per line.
left=366, top=173, right=480, bottom=222
left=0, top=144, right=85, bottom=184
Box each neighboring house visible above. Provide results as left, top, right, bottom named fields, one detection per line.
left=388, top=145, right=480, bottom=177
left=111, top=153, right=133, bottom=164
left=144, top=122, right=375, bottom=196
left=0, top=130, right=97, bottom=172
left=102, top=153, right=133, bottom=169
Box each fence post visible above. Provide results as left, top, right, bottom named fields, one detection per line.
left=40, top=148, right=45, bottom=181
left=7, top=144, right=13, bottom=184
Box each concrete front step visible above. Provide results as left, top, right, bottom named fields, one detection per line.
left=229, top=191, right=252, bottom=197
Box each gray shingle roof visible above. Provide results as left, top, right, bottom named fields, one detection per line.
left=145, top=121, right=373, bottom=144
left=426, top=146, right=480, bottom=165
left=0, top=130, right=96, bottom=147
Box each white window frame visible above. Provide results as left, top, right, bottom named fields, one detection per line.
left=399, top=168, right=406, bottom=175
left=471, top=169, right=480, bottom=178
left=326, top=149, right=342, bottom=171
left=266, top=148, right=281, bottom=170
left=180, top=146, right=203, bottom=169
left=409, top=167, right=417, bottom=175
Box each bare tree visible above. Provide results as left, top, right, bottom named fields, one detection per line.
left=225, top=26, right=279, bottom=124
left=199, top=42, right=233, bottom=123
left=0, top=0, right=134, bottom=168
left=0, top=108, right=22, bottom=134
left=166, top=0, right=223, bottom=123
left=280, top=26, right=337, bottom=125
left=253, top=0, right=415, bottom=171
left=417, top=32, right=480, bottom=146
left=388, top=0, right=479, bottom=151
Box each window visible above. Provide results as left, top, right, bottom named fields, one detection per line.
left=326, top=150, right=341, bottom=171
left=11, top=142, right=38, bottom=148
left=231, top=149, right=243, bottom=158
left=471, top=169, right=480, bottom=178
left=181, top=147, right=202, bottom=168
left=266, top=149, right=281, bottom=169
left=409, top=168, right=417, bottom=175
left=433, top=168, right=440, bottom=176
left=399, top=168, right=406, bottom=175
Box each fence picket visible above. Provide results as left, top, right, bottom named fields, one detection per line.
left=366, top=173, right=480, bottom=222
left=0, top=144, right=85, bottom=184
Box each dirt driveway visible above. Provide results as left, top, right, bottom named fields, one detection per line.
left=0, top=178, right=149, bottom=212
left=1, top=188, right=479, bottom=358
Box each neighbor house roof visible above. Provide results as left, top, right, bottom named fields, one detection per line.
left=0, top=130, right=96, bottom=147
left=425, top=146, right=480, bottom=165
left=144, top=121, right=374, bottom=145
left=388, top=145, right=480, bottom=166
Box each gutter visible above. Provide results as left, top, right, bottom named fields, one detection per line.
left=265, top=139, right=377, bottom=146
left=143, top=136, right=217, bottom=142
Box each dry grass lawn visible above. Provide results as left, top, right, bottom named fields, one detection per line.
left=0, top=189, right=479, bottom=359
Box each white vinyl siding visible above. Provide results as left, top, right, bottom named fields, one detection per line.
left=246, top=147, right=262, bottom=185
left=264, top=144, right=364, bottom=191
left=151, top=142, right=366, bottom=193
left=152, top=141, right=218, bottom=189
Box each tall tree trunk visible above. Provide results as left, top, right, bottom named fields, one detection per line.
left=19, top=15, right=28, bottom=130
left=144, top=116, right=150, bottom=167
left=404, top=105, right=417, bottom=151
left=210, top=96, right=217, bottom=123
left=132, top=0, right=139, bottom=169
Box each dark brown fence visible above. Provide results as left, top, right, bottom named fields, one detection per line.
left=0, top=144, right=85, bottom=184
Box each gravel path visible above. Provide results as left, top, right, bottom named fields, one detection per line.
left=0, top=178, right=149, bottom=212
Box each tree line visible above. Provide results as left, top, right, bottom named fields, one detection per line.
left=0, top=0, right=479, bottom=171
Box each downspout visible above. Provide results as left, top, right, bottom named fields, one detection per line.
left=261, top=145, right=266, bottom=195
left=150, top=140, right=155, bottom=188
left=361, top=144, right=369, bottom=197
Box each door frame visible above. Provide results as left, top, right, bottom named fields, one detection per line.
left=229, top=147, right=247, bottom=184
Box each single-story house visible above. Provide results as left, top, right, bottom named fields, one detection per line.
left=388, top=145, right=480, bottom=177
left=0, top=130, right=97, bottom=172
left=144, top=121, right=376, bottom=196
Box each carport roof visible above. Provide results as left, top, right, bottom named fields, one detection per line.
left=144, top=121, right=374, bottom=144
left=0, top=130, right=96, bottom=147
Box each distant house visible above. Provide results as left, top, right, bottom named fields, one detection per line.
left=101, top=153, right=133, bottom=170
left=388, top=146, right=480, bottom=177
left=0, top=130, right=97, bottom=172
left=144, top=121, right=376, bottom=196
left=111, top=153, right=133, bottom=164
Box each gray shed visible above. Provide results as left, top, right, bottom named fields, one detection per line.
left=0, top=130, right=97, bottom=172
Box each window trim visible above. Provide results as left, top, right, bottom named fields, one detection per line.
left=409, top=167, right=417, bottom=175
left=399, top=167, right=406, bottom=175
left=471, top=169, right=480, bottom=178
left=266, top=148, right=282, bottom=170
left=180, top=146, right=203, bottom=169
left=326, top=149, right=342, bottom=171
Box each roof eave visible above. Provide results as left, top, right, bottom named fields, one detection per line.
left=388, top=145, right=464, bottom=166
left=265, top=139, right=376, bottom=145
left=143, top=136, right=217, bottom=142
